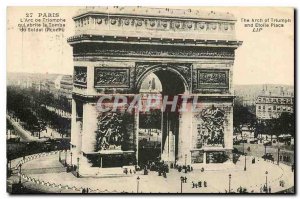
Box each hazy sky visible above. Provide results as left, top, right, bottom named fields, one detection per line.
left=7, top=7, right=294, bottom=85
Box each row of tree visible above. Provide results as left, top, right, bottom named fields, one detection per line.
left=7, top=86, right=71, bottom=138
left=233, top=101, right=294, bottom=138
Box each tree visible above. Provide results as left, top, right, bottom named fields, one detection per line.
left=233, top=101, right=256, bottom=133
left=273, top=112, right=294, bottom=137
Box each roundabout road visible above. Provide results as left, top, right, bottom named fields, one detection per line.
left=14, top=151, right=294, bottom=193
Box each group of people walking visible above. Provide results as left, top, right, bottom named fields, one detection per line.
left=191, top=181, right=207, bottom=188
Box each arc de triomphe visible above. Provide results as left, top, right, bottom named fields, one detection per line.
left=68, top=7, right=242, bottom=176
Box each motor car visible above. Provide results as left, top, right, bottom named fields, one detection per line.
left=263, top=140, right=272, bottom=146
left=233, top=140, right=240, bottom=145
left=249, top=139, right=258, bottom=144
left=262, top=153, right=274, bottom=161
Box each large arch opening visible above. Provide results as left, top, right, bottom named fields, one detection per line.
left=137, top=67, right=187, bottom=166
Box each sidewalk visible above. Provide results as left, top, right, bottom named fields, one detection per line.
left=7, top=114, right=69, bottom=141
left=6, top=115, right=44, bottom=142
left=40, top=127, right=70, bottom=139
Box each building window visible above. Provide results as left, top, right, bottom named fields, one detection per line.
left=263, top=106, right=265, bottom=110
left=258, top=106, right=261, bottom=110
left=273, top=106, right=276, bottom=110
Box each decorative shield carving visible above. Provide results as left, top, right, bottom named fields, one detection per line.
left=74, top=66, right=87, bottom=87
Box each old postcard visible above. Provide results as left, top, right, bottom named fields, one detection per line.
left=6, top=6, right=294, bottom=194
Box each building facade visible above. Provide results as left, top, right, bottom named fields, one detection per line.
left=256, top=91, right=294, bottom=120
left=68, top=7, right=242, bottom=176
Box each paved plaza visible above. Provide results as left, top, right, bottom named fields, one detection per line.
left=14, top=151, right=294, bottom=193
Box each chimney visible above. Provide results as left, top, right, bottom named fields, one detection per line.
left=280, top=86, right=284, bottom=96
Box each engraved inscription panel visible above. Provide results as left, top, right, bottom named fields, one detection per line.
left=197, top=69, right=229, bottom=89
left=94, top=67, right=130, bottom=88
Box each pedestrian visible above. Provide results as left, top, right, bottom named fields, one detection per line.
left=184, top=176, right=187, bottom=183
left=268, top=187, right=271, bottom=193
left=204, top=181, right=207, bottom=187
left=163, top=171, right=167, bottom=178
left=178, top=166, right=182, bottom=172
left=198, top=181, right=202, bottom=187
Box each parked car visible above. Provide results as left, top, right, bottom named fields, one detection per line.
left=249, top=139, right=258, bottom=144
left=263, top=141, right=272, bottom=146
left=233, top=140, right=241, bottom=145
left=240, top=139, right=247, bottom=143
left=262, top=153, right=274, bottom=161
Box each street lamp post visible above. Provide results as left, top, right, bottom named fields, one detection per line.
left=264, top=145, right=267, bottom=161
left=19, top=163, right=22, bottom=184
left=242, top=135, right=245, bottom=154
left=277, top=148, right=280, bottom=165
left=77, top=157, right=80, bottom=170
left=244, top=153, right=247, bottom=171
left=70, top=152, right=73, bottom=165
left=265, top=171, right=268, bottom=192
left=180, top=176, right=184, bottom=193
left=59, top=150, right=61, bottom=162
left=228, top=174, right=231, bottom=193
left=185, top=154, right=187, bottom=168
left=64, top=149, right=67, bottom=166
left=77, top=157, right=80, bottom=177
left=136, top=176, right=140, bottom=193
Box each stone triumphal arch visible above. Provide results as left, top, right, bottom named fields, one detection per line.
left=68, top=7, right=242, bottom=176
